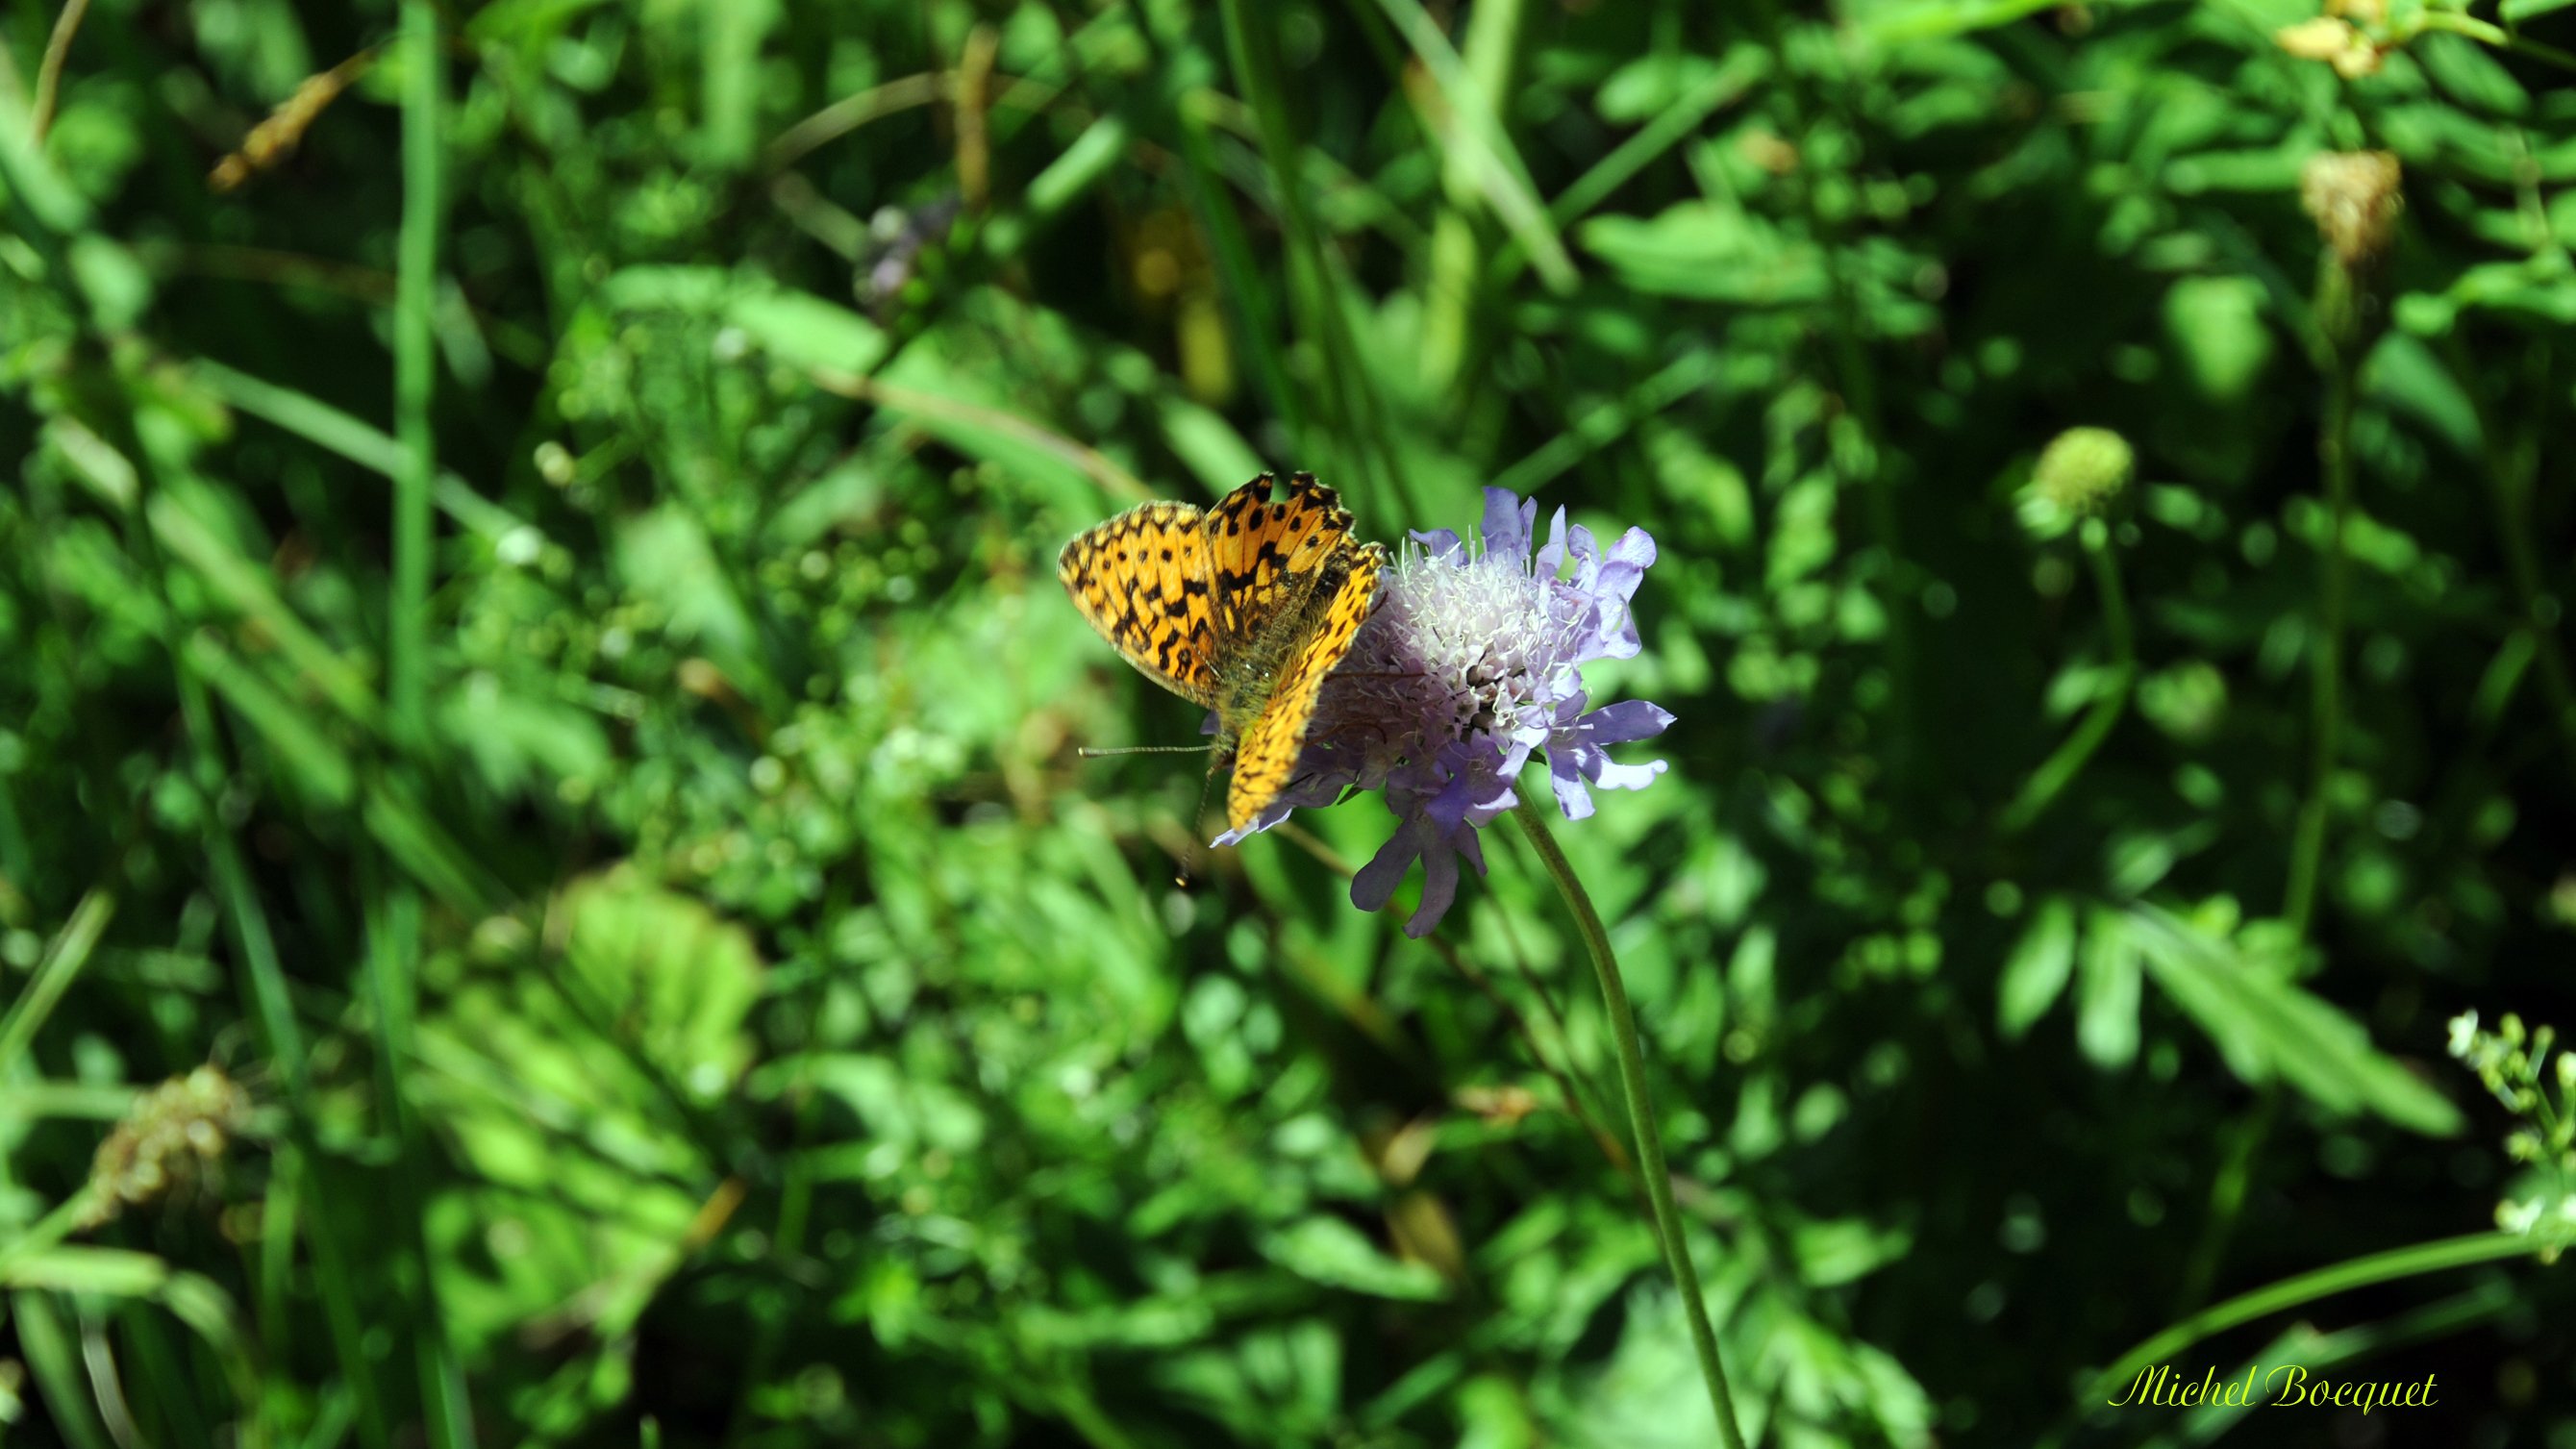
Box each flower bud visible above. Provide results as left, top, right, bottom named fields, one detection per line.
left=2019, top=427, right=2135, bottom=540
left=2274, top=17, right=2383, bottom=76
left=2449, top=1010, right=2482, bottom=1059
left=78, top=1066, right=251, bottom=1229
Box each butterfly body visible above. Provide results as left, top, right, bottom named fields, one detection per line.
left=1059, top=473, right=1387, bottom=833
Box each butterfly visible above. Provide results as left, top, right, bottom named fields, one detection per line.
left=1058, top=472, right=1387, bottom=835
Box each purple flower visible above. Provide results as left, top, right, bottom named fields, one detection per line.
left=1219, top=487, right=1672, bottom=936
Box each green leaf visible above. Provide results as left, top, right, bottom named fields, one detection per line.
left=1578, top=203, right=1825, bottom=305
left=1998, top=896, right=2078, bottom=1039
left=438, top=674, right=611, bottom=800
left=8, top=1291, right=113, bottom=1449
left=0, top=1246, right=167, bottom=1295
left=559, top=870, right=766, bottom=1098
left=1596, top=54, right=1726, bottom=125
left=1852, top=0, right=2062, bottom=44
left=1790, top=1216, right=1913, bottom=1287
left=2414, top=34, right=2530, bottom=117
left=2128, top=906, right=2464, bottom=1136
left=2363, top=333, right=2482, bottom=460
left=2076, top=908, right=2142, bottom=1069
left=614, top=506, right=761, bottom=678
left=2163, top=276, right=2274, bottom=405
left=1259, top=1217, right=1448, bottom=1301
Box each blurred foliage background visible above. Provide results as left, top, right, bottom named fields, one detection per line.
left=5, top=0, right=2576, bottom=1444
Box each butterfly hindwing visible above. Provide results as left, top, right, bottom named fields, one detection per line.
left=1056, top=502, right=1223, bottom=707
left=1226, top=540, right=1387, bottom=831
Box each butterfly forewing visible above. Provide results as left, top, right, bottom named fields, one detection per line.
left=1207, top=473, right=1355, bottom=648
left=1056, top=502, right=1223, bottom=707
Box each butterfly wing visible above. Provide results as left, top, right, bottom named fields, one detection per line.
left=1206, top=472, right=1357, bottom=648
left=1057, top=502, right=1224, bottom=707
left=1227, top=540, right=1387, bottom=831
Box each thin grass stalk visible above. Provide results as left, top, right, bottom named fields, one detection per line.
left=1119, top=2, right=1327, bottom=443
left=1163, top=84, right=1313, bottom=441
left=0, top=889, right=113, bottom=1072
left=0, top=1187, right=107, bottom=1284
left=2445, top=335, right=2576, bottom=761
left=1510, top=797, right=1747, bottom=1449
left=2284, top=352, right=2356, bottom=939
left=388, top=9, right=478, bottom=1441
left=1417, top=0, right=1527, bottom=396
left=11, top=1289, right=113, bottom=1449
left=1215, top=0, right=1413, bottom=516
left=2082, top=1229, right=2537, bottom=1408
left=1999, top=531, right=2135, bottom=833
left=30, top=0, right=93, bottom=143
left=390, top=0, right=439, bottom=743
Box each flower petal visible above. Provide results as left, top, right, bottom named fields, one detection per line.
left=1535, top=507, right=1570, bottom=575
left=1573, top=698, right=1674, bottom=745
left=1352, top=819, right=1427, bottom=911
left=1586, top=755, right=1666, bottom=792
left=1550, top=749, right=1596, bottom=820
left=1411, top=527, right=1465, bottom=563
left=1404, top=837, right=1461, bottom=937
left=1480, top=487, right=1534, bottom=560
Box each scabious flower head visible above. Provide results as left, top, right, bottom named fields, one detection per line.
left=2018, top=426, right=2134, bottom=541
left=1221, top=487, right=1671, bottom=936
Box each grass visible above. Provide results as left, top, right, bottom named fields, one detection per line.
left=5, top=2, right=2576, bottom=1445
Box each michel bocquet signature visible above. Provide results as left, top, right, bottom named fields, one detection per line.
left=2108, top=1363, right=2438, bottom=1414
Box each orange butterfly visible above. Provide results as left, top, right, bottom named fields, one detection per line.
left=1059, top=473, right=1386, bottom=833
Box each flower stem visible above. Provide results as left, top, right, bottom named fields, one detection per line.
left=1511, top=796, right=1747, bottom=1449
left=2285, top=347, right=2357, bottom=939
left=2411, top=11, right=2576, bottom=75
left=2000, top=524, right=2135, bottom=834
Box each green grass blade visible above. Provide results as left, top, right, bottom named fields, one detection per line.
left=391, top=0, right=443, bottom=748
left=11, top=1290, right=115, bottom=1449
left=1366, top=0, right=1576, bottom=294
left=189, top=360, right=528, bottom=540
left=2083, top=1230, right=2538, bottom=1409
left=0, top=890, right=114, bottom=1074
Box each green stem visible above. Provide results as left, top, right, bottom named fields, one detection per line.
left=2169, top=1089, right=2276, bottom=1315
left=2413, top=11, right=2576, bottom=75
left=1999, top=529, right=2135, bottom=834
left=30, top=0, right=93, bottom=144
left=390, top=0, right=440, bottom=746
left=0, top=888, right=113, bottom=1072
left=2082, top=1230, right=2538, bottom=1409
left=1510, top=797, right=1747, bottom=1449
left=2451, top=335, right=2576, bottom=758
left=390, top=10, right=477, bottom=1443
left=0, top=1185, right=106, bottom=1284
left=2284, top=348, right=2357, bottom=939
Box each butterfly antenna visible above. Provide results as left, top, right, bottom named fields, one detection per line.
left=1077, top=743, right=1217, bottom=758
